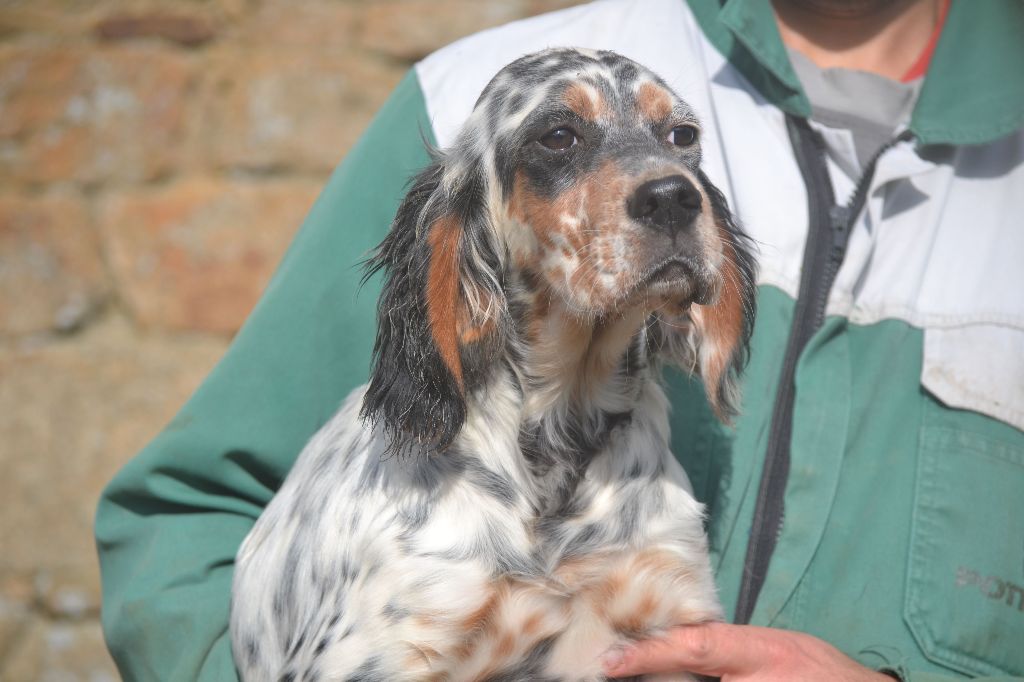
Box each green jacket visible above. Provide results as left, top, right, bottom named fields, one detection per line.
left=96, top=1, right=1024, bottom=679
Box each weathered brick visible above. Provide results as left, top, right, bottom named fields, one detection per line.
left=0, top=5, right=81, bottom=42
left=101, top=178, right=320, bottom=333
left=35, top=567, right=100, bottom=620
left=0, top=46, right=190, bottom=185
left=361, top=0, right=529, bottom=61
left=0, top=617, right=119, bottom=682
left=0, top=193, right=109, bottom=335
left=0, top=316, right=227, bottom=640
left=233, top=0, right=358, bottom=48
left=0, top=579, right=32, bottom=673
left=94, top=10, right=217, bottom=47
left=195, top=49, right=402, bottom=173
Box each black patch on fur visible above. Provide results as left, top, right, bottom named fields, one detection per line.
left=315, top=635, right=329, bottom=655
left=357, top=449, right=385, bottom=491
left=464, top=459, right=519, bottom=505
left=482, top=635, right=560, bottom=682
left=286, top=630, right=306, bottom=659
left=514, top=105, right=607, bottom=202
left=622, top=331, right=648, bottom=380
left=395, top=498, right=431, bottom=535
left=615, top=489, right=643, bottom=542
left=382, top=600, right=410, bottom=624
left=344, top=656, right=384, bottom=682
left=519, top=407, right=631, bottom=515
left=348, top=506, right=362, bottom=533
left=418, top=532, right=535, bottom=577
left=505, top=91, right=526, bottom=116
left=561, top=522, right=602, bottom=559
left=337, top=556, right=356, bottom=586
left=244, top=637, right=260, bottom=666
left=362, top=155, right=507, bottom=456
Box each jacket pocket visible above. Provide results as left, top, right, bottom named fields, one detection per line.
left=907, top=325, right=1024, bottom=676
left=921, top=323, right=1024, bottom=431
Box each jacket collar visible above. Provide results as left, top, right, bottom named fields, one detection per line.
left=687, top=0, right=1024, bottom=145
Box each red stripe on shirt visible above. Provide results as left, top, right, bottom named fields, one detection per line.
left=901, top=0, right=951, bottom=82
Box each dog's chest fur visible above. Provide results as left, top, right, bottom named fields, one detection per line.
left=231, top=374, right=720, bottom=682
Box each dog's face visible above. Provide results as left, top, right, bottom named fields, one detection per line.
left=363, top=49, right=756, bottom=452
left=480, top=50, right=724, bottom=316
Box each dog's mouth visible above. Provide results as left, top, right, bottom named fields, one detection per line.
left=636, top=256, right=718, bottom=307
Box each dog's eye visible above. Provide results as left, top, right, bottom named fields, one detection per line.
left=668, top=125, right=698, bottom=147
left=539, top=127, right=578, bottom=151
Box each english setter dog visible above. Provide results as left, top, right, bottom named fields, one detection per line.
left=231, top=48, right=756, bottom=682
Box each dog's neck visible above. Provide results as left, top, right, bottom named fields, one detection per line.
left=480, top=280, right=661, bottom=511
left=515, top=298, right=649, bottom=421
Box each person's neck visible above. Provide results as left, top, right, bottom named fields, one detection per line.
left=772, top=0, right=942, bottom=80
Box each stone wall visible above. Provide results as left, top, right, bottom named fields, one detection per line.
left=0, top=1, right=580, bottom=677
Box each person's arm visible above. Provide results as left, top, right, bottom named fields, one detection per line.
left=602, top=624, right=1024, bottom=682
left=94, top=70, right=434, bottom=681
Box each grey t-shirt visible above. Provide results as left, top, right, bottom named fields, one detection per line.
left=788, top=48, right=921, bottom=173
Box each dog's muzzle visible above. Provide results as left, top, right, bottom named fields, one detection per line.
left=627, top=174, right=703, bottom=236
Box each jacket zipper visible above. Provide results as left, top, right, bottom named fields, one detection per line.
left=733, top=115, right=913, bottom=625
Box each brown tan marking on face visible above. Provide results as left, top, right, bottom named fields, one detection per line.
left=508, top=171, right=586, bottom=261
left=426, top=217, right=465, bottom=390
left=508, top=138, right=725, bottom=319
left=636, top=81, right=673, bottom=122
left=691, top=222, right=745, bottom=420
left=562, top=82, right=606, bottom=122
left=509, top=164, right=641, bottom=312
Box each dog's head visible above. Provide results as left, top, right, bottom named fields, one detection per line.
left=363, top=48, right=756, bottom=453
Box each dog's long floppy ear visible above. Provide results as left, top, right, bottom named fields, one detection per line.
left=655, top=170, right=757, bottom=423
left=361, top=152, right=506, bottom=454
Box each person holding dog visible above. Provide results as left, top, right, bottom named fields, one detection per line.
left=96, top=0, right=1024, bottom=680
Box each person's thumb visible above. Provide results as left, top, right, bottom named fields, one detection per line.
left=603, top=622, right=767, bottom=678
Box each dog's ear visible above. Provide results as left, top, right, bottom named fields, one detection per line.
left=691, top=171, right=757, bottom=421
left=654, top=171, right=757, bottom=422
left=361, top=155, right=506, bottom=454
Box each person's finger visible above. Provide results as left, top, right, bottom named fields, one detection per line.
left=603, top=622, right=770, bottom=677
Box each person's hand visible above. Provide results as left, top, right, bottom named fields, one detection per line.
left=602, top=622, right=895, bottom=681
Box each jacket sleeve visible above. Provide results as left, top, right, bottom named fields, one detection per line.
left=94, top=70, right=434, bottom=681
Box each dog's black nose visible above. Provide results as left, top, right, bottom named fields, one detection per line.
left=627, top=175, right=702, bottom=233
